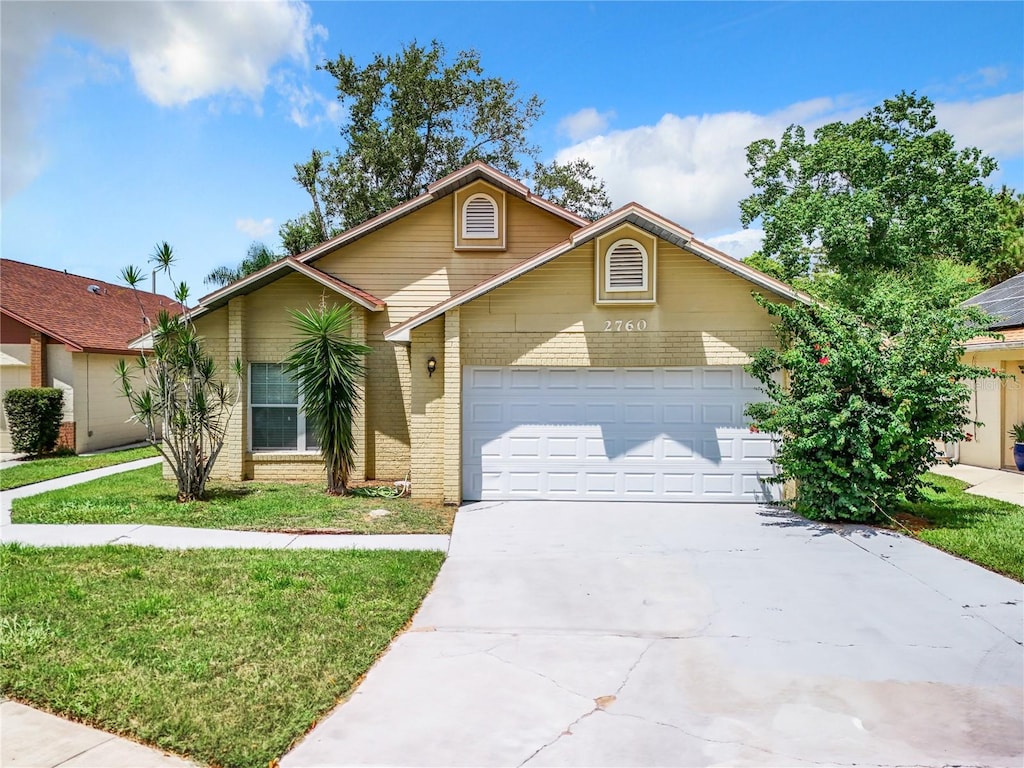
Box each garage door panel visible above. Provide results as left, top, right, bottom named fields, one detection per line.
left=585, top=473, right=617, bottom=493
left=583, top=369, right=616, bottom=388
left=701, top=403, right=735, bottom=423
left=463, top=366, right=777, bottom=502
left=663, top=368, right=696, bottom=389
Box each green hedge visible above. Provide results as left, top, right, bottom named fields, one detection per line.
left=3, top=388, right=64, bottom=456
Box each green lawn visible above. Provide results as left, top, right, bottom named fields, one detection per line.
left=899, top=472, right=1024, bottom=582
left=0, top=446, right=159, bottom=490
left=10, top=464, right=454, bottom=534
left=0, top=544, right=444, bottom=768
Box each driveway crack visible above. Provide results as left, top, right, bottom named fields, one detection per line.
left=517, top=638, right=657, bottom=767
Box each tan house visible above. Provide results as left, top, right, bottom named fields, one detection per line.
left=959, top=272, right=1024, bottom=470
left=0, top=259, right=178, bottom=454
left=190, top=162, right=808, bottom=503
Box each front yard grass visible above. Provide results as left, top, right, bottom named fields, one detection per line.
left=0, top=446, right=159, bottom=490
left=899, top=472, right=1024, bottom=582
left=0, top=544, right=444, bottom=768
left=10, top=464, right=454, bottom=534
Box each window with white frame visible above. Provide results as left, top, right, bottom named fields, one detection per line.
left=605, top=239, right=648, bottom=292
left=462, top=193, right=498, bottom=238
left=250, top=363, right=319, bottom=451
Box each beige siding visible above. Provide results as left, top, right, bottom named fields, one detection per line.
left=462, top=241, right=779, bottom=367
left=959, top=350, right=1024, bottom=469
left=315, top=191, right=578, bottom=327
left=194, top=275, right=378, bottom=482
left=75, top=352, right=151, bottom=453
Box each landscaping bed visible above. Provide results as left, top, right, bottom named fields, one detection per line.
left=0, top=446, right=159, bottom=490
left=0, top=544, right=444, bottom=768
left=10, top=464, right=454, bottom=534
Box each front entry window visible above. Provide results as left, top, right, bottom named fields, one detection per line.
left=250, top=363, right=319, bottom=451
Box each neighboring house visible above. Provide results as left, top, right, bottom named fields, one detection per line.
left=189, top=162, right=809, bottom=503
left=0, top=259, right=178, bottom=454
left=959, top=272, right=1024, bottom=470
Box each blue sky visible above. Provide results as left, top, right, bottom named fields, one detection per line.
left=2, top=1, right=1022, bottom=298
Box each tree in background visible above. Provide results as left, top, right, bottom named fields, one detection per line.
left=283, top=302, right=371, bottom=495
left=739, top=92, right=1000, bottom=297
left=280, top=40, right=612, bottom=251
left=118, top=243, right=242, bottom=502
left=987, top=186, right=1024, bottom=285
left=204, top=242, right=282, bottom=287
left=531, top=158, right=613, bottom=222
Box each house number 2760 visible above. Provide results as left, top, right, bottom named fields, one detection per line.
left=604, top=319, right=648, bottom=332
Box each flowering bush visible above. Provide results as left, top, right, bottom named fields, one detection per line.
left=746, top=294, right=999, bottom=522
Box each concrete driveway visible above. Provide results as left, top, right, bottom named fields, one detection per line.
left=283, top=502, right=1024, bottom=767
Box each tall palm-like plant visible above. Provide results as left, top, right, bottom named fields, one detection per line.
left=284, top=302, right=371, bottom=494
left=118, top=242, right=242, bottom=502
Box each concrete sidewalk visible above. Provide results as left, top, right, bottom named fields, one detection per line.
left=930, top=462, right=1024, bottom=506
left=1, top=700, right=199, bottom=767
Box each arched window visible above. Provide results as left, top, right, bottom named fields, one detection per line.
left=605, top=239, right=648, bottom=292
left=462, top=194, right=498, bottom=239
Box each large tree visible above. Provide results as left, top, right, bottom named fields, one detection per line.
left=738, top=93, right=1006, bottom=521
left=281, top=40, right=611, bottom=251
left=739, top=92, right=1001, bottom=291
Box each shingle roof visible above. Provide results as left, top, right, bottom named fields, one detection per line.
left=0, top=259, right=181, bottom=353
left=962, top=272, right=1024, bottom=330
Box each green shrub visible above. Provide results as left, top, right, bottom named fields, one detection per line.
left=745, top=294, right=1000, bottom=523
left=2, top=388, right=64, bottom=456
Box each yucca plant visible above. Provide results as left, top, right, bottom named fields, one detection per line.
left=117, top=243, right=242, bottom=502
left=284, top=301, right=371, bottom=494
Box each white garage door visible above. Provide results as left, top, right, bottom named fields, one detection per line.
left=462, top=366, right=778, bottom=502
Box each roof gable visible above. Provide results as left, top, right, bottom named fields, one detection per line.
left=195, top=257, right=386, bottom=316
left=0, top=259, right=180, bottom=353
left=296, top=161, right=589, bottom=265
left=384, top=203, right=811, bottom=342
left=194, top=162, right=588, bottom=314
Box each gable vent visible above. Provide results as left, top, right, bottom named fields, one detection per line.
left=463, top=194, right=498, bottom=238
left=607, top=241, right=647, bottom=291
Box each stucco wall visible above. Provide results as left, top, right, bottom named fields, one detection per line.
left=959, top=350, right=1024, bottom=469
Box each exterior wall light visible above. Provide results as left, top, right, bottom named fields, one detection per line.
left=427, top=356, right=437, bottom=377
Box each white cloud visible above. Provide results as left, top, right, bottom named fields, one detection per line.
left=556, top=92, right=1023, bottom=238
left=1, top=1, right=320, bottom=200
left=557, top=108, right=616, bottom=142
left=236, top=217, right=275, bottom=239
left=934, top=92, right=1024, bottom=159
left=276, top=77, right=344, bottom=128
left=705, top=228, right=765, bottom=261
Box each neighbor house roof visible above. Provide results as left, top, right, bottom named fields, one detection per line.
left=384, top=202, right=813, bottom=342
left=963, top=271, right=1024, bottom=330
left=0, top=259, right=180, bottom=354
